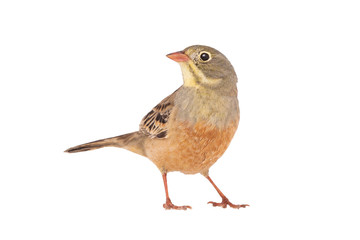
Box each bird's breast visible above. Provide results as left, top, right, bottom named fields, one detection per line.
left=145, top=119, right=239, bottom=174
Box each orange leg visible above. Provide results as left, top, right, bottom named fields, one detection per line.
left=206, top=176, right=249, bottom=209
left=162, top=173, right=191, bottom=210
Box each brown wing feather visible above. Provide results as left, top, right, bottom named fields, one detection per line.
left=139, top=89, right=178, bottom=139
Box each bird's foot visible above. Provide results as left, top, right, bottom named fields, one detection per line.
left=208, top=197, right=249, bottom=209
left=163, top=200, right=192, bottom=210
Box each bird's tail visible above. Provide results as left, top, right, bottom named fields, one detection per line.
left=64, top=132, right=146, bottom=156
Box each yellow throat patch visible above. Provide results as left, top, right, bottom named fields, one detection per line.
left=179, top=61, right=221, bottom=88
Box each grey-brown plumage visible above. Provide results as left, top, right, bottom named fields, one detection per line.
left=65, top=132, right=146, bottom=156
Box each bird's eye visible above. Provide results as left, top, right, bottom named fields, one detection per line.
left=199, top=52, right=211, bottom=62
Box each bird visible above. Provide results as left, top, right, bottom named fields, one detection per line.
left=65, top=45, right=249, bottom=210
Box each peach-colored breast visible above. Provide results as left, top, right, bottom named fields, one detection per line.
left=144, top=120, right=239, bottom=175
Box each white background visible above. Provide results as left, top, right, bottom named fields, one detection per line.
left=1, top=0, right=359, bottom=239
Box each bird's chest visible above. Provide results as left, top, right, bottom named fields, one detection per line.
left=174, top=89, right=239, bottom=128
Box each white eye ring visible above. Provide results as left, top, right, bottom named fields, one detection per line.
left=199, top=51, right=211, bottom=62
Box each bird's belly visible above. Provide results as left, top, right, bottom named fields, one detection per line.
left=145, top=121, right=238, bottom=174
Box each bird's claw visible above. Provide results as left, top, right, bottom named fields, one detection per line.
left=208, top=198, right=249, bottom=209
left=163, top=201, right=192, bottom=210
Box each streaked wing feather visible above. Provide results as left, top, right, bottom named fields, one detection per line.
left=139, top=89, right=178, bottom=139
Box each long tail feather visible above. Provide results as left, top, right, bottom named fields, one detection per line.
left=64, top=132, right=145, bottom=156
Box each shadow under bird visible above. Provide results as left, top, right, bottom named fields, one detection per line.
left=65, top=45, right=249, bottom=210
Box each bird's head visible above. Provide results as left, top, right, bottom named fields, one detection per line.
left=167, top=45, right=237, bottom=93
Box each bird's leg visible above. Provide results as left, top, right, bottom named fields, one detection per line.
left=162, top=173, right=191, bottom=210
left=206, top=176, right=249, bottom=209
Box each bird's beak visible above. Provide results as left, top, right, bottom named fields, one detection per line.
left=166, top=51, right=190, bottom=62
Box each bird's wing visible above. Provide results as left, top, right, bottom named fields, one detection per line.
left=139, top=89, right=178, bottom=139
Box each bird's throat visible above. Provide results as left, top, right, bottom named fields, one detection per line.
left=179, top=62, right=221, bottom=88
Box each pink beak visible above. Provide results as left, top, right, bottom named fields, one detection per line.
left=166, top=51, right=190, bottom=62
